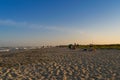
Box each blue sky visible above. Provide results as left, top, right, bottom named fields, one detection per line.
left=0, top=0, right=120, bottom=46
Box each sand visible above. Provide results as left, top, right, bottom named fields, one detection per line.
left=0, top=47, right=120, bottom=80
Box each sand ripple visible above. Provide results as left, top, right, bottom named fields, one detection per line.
left=0, top=48, right=120, bottom=80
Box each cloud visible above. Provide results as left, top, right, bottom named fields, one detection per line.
left=0, top=19, right=87, bottom=46
left=0, top=19, right=41, bottom=28
left=0, top=19, right=84, bottom=34
left=0, top=19, right=27, bottom=27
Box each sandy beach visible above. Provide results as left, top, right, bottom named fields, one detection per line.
left=0, top=47, right=120, bottom=80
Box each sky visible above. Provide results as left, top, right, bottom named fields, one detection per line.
left=0, top=0, right=120, bottom=46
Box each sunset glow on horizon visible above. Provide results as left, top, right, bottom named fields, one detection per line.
left=0, top=0, right=120, bottom=46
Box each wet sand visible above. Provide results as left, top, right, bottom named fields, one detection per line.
left=0, top=47, right=120, bottom=80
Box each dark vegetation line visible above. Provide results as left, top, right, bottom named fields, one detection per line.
left=57, top=44, right=120, bottom=49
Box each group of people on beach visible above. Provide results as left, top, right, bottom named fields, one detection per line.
left=68, top=43, right=96, bottom=52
